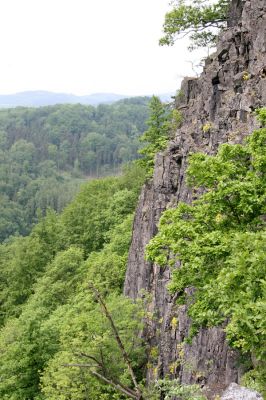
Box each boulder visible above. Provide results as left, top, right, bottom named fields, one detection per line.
left=221, top=383, right=263, bottom=400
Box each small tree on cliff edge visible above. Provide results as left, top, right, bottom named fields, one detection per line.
left=138, top=96, right=171, bottom=176
left=160, top=0, right=229, bottom=50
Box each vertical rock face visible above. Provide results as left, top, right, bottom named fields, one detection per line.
left=124, top=0, right=266, bottom=397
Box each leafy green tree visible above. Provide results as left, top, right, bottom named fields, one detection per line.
left=85, top=215, right=134, bottom=295
left=0, top=195, right=26, bottom=241
left=0, top=210, right=64, bottom=323
left=0, top=246, right=84, bottom=400
left=138, top=96, right=173, bottom=176
left=255, top=107, right=266, bottom=126
left=40, top=294, right=144, bottom=400
left=9, top=139, right=36, bottom=174
left=146, top=117, right=266, bottom=394
left=159, top=0, right=229, bottom=50
left=61, top=165, right=145, bottom=255
left=0, top=130, right=7, bottom=149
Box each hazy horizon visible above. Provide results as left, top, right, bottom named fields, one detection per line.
left=0, top=89, right=173, bottom=97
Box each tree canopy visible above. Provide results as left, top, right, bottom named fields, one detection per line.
left=0, top=99, right=149, bottom=242
left=0, top=164, right=147, bottom=400
left=159, top=0, right=229, bottom=50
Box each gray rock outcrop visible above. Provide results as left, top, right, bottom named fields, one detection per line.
left=124, top=0, right=266, bottom=398
left=221, top=383, right=263, bottom=400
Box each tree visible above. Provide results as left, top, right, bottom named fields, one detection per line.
left=0, top=247, right=84, bottom=400
left=138, top=96, right=172, bottom=176
left=159, top=0, right=229, bottom=50
left=40, top=293, right=145, bottom=400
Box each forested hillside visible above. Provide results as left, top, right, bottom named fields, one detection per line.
left=0, top=98, right=149, bottom=241
left=0, top=164, right=147, bottom=400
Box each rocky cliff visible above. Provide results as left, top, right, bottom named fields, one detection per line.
left=124, top=0, right=266, bottom=397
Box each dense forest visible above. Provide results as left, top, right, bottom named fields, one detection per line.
left=0, top=98, right=150, bottom=241
left=0, top=164, right=147, bottom=400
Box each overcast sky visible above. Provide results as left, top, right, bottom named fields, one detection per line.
left=0, top=0, right=207, bottom=96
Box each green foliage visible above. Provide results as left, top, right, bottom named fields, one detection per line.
left=146, top=127, right=266, bottom=392
left=172, top=108, right=183, bottom=131
left=0, top=163, right=146, bottom=399
left=159, top=0, right=229, bottom=50
left=255, top=107, right=266, bottom=127
left=138, top=96, right=179, bottom=176
left=241, top=368, right=266, bottom=397
left=0, top=195, right=26, bottom=241
left=0, top=210, right=64, bottom=323
left=145, top=379, right=206, bottom=400
left=158, top=380, right=206, bottom=400
left=85, top=216, right=134, bottom=295
left=40, top=295, right=144, bottom=400
left=0, top=99, right=149, bottom=242
left=61, top=164, right=144, bottom=255
left=0, top=246, right=84, bottom=400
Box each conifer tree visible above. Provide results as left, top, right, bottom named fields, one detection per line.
left=138, top=96, right=171, bottom=175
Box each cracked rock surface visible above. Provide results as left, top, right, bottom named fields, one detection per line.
left=124, top=0, right=266, bottom=398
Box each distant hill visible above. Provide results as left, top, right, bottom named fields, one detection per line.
left=0, top=91, right=175, bottom=108
left=0, top=91, right=129, bottom=108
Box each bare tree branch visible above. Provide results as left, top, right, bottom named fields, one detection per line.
left=88, top=282, right=143, bottom=399
left=90, top=370, right=139, bottom=399
left=63, top=363, right=139, bottom=399
left=63, top=363, right=98, bottom=368
left=74, top=352, right=102, bottom=367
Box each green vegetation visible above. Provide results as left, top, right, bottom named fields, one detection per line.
left=159, top=0, right=229, bottom=50
left=0, top=98, right=149, bottom=241
left=155, top=380, right=206, bottom=400
left=255, top=107, right=266, bottom=126
left=146, top=109, right=266, bottom=395
left=0, top=164, right=147, bottom=400
left=142, top=380, right=206, bottom=400
left=138, top=96, right=181, bottom=176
